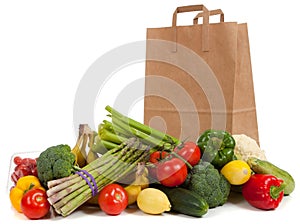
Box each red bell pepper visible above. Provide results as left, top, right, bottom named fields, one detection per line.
left=242, top=174, right=285, bottom=210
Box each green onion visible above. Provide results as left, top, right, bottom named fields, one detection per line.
left=106, top=105, right=180, bottom=145
left=97, top=106, right=181, bottom=152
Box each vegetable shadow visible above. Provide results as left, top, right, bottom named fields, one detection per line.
left=227, top=191, right=258, bottom=211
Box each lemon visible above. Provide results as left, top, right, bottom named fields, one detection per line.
left=125, top=185, right=142, bottom=205
left=137, top=188, right=171, bottom=214
left=221, top=160, right=252, bottom=185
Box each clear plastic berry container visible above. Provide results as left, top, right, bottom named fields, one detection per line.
left=7, top=151, right=41, bottom=192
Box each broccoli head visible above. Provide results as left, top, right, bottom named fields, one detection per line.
left=36, top=144, right=76, bottom=188
left=186, top=161, right=231, bottom=208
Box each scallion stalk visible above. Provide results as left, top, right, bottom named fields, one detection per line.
left=105, top=105, right=181, bottom=145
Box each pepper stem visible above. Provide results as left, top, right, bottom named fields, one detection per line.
left=270, top=182, right=286, bottom=199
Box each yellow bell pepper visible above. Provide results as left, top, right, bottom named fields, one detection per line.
left=9, top=175, right=45, bottom=213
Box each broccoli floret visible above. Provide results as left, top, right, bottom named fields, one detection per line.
left=186, top=161, right=231, bottom=208
left=37, top=144, right=76, bottom=188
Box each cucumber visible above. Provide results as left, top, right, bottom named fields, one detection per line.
left=152, top=184, right=209, bottom=217
left=247, top=157, right=295, bottom=195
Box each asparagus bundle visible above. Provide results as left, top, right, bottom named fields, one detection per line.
left=46, top=137, right=150, bottom=217
left=92, top=105, right=181, bottom=153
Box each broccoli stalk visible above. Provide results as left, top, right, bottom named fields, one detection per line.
left=36, top=144, right=80, bottom=188
left=184, top=161, right=231, bottom=208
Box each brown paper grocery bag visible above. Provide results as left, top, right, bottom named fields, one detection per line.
left=144, top=4, right=259, bottom=143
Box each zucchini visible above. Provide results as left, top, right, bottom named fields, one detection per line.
left=247, top=157, right=295, bottom=195
left=152, top=184, right=209, bottom=217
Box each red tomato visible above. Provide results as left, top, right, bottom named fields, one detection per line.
left=21, top=158, right=36, bottom=169
left=31, top=166, right=38, bottom=177
left=13, top=156, right=22, bottom=165
left=148, top=151, right=169, bottom=179
left=11, top=157, right=38, bottom=184
left=11, top=172, right=19, bottom=184
left=175, top=142, right=201, bottom=167
left=156, top=157, right=188, bottom=187
left=98, top=183, right=128, bottom=215
left=149, top=151, right=169, bottom=163
left=21, top=189, right=50, bottom=220
left=14, top=164, right=31, bottom=177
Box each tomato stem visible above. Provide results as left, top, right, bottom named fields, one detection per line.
left=171, top=152, right=193, bottom=169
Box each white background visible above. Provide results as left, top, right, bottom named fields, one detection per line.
left=0, top=0, right=299, bottom=223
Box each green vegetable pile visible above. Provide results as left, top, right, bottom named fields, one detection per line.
left=183, top=161, right=231, bottom=208
left=36, top=144, right=78, bottom=188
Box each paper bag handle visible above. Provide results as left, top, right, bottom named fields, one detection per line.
left=193, top=9, right=224, bottom=24
left=172, top=5, right=209, bottom=27
left=172, top=4, right=210, bottom=52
